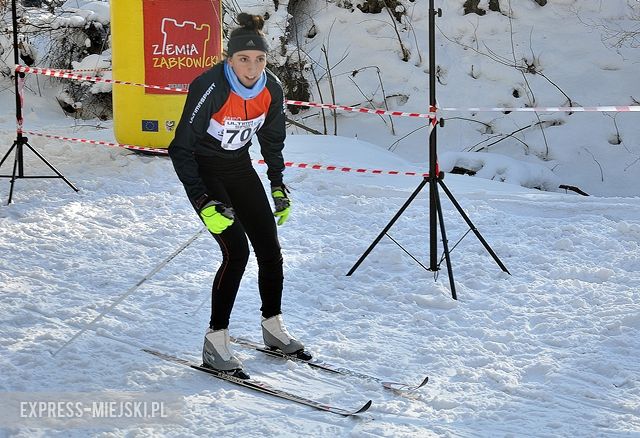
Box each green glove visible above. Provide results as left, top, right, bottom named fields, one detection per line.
left=199, top=200, right=234, bottom=234
left=271, top=186, right=291, bottom=226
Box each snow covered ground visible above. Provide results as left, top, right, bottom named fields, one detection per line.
left=1, top=0, right=639, bottom=436
left=280, top=0, right=640, bottom=198
left=1, top=129, right=639, bottom=436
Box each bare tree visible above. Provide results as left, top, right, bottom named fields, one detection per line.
left=577, top=1, right=640, bottom=49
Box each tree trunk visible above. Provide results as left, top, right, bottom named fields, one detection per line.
left=463, top=0, right=485, bottom=16
left=464, top=0, right=545, bottom=15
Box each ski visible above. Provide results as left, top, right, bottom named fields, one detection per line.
left=142, top=348, right=372, bottom=417
left=231, top=337, right=429, bottom=392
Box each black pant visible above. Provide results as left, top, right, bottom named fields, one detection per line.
left=195, top=153, right=283, bottom=330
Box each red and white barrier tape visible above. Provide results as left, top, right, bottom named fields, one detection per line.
left=272, top=160, right=430, bottom=178
left=15, top=65, right=189, bottom=93
left=16, top=64, right=640, bottom=116
left=17, top=75, right=25, bottom=132
left=439, top=105, right=640, bottom=113
left=59, top=68, right=112, bottom=74
left=24, top=130, right=433, bottom=178
left=15, top=65, right=434, bottom=119
left=286, top=100, right=436, bottom=119
left=24, top=131, right=168, bottom=154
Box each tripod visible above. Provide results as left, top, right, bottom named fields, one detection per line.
left=347, top=1, right=510, bottom=299
left=0, top=0, right=78, bottom=205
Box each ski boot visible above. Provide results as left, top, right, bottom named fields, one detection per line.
left=261, top=314, right=312, bottom=360
left=202, top=328, right=249, bottom=379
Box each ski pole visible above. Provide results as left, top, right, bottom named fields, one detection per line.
left=51, top=226, right=207, bottom=357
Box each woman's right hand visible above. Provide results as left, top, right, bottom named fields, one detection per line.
left=199, top=200, right=235, bottom=234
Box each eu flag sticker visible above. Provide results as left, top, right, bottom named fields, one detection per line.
left=142, top=120, right=159, bottom=132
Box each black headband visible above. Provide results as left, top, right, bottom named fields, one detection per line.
left=227, top=33, right=270, bottom=56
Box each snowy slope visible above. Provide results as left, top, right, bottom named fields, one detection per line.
left=0, top=0, right=639, bottom=436
left=0, top=131, right=639, bottom=436
left=282, top=0, right=640, bottom=197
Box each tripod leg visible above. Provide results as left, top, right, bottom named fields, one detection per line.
left=433, top=182, right=457, bottom=300
left=347, top=177, right=429, bottom=276
left=0, top=141, right=18, bottom=168
left=7, top=144, right=20, bottom=204
left=25, top=142, right=79, bottom=192
left=438, top=179, right=510, bottom=275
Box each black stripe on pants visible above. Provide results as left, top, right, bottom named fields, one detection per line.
left=195, top=153, right=283, bottom=330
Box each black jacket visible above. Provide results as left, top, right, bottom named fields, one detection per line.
left=168, top=62, right=286, bottom=203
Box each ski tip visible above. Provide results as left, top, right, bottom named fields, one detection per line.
left=337, top=399, right=372, bottom=417
left=354, top=399, right=373, bottom=415
left=382, top=375, right=430, bottom=392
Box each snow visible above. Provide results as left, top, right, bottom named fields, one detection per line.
left=28, top=2, right=109, bottom=30
left=439, top=151, right=562, bottom=191
left=71, top=54, right=113, bottom=94
left=61, top=1, right=110, bottom=25
left=281, top=0, right=640, bottom=197
left=1, top=0, right=639, bottom=437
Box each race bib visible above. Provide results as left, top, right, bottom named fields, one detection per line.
left=220, top=115, right=265, bottom=150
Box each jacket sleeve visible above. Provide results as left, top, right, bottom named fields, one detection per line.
left=257, top=79, right=286, bottom=188
left=168, top=75, right=215, bottom=203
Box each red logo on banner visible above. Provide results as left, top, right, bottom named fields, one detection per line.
left=143, top=0, right=221, bottom=94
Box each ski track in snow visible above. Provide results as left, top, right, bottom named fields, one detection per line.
left=0, top=134, right=639, bottom=437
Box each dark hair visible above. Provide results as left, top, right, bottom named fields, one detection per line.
left=234, top=13, right=265, bottom=35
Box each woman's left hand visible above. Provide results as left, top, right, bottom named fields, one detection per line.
left=271, top=186, right=291, bottom=226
